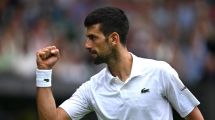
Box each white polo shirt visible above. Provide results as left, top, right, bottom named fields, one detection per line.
left=59, top=53, right=200, bottom=120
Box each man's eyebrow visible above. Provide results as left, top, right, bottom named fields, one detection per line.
left=87, top=34, right=97, bottom=38
left=86, top=34, right=93, bottom=37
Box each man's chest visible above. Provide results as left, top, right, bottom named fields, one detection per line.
left=91, top=76, right=167, bottom=115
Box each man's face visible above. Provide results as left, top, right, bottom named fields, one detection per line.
left=85, top=24, right=113, bottom=64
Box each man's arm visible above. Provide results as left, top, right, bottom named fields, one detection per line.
left=36, top=46, right=71, bottom=120
left=185, top=107, right=204, bottom=120
left=37, top=88, right=71, bottom=120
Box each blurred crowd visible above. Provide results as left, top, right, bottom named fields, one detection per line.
left=0, top=0, right=215, bottom=119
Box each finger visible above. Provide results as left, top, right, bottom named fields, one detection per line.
left=36, top=46, right=58, bottom=60
left=39, top=51, right=49, bottom=59
left=51, top=49, right=60, bottom=58
left=51, top=46, right=56, bottom=49
left=50, top=49, right=59, bottom=55
left=45, top=46, right=56, bottom=51
left=42, top=48, right=51, bottom=53
left=36, top=51, right=42, bottom=61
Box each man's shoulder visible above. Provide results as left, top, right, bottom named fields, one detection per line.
left=135, top=55, right=169, bottom=68
left=89, top=67, right=107, bottom=83
left=134, top=55, right=173, bottom=73
left=77, top=68, right=107, bottom=90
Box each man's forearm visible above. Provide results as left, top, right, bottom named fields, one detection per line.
left=37, top=88, right=58, bottom=120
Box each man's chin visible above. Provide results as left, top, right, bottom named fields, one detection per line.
left=89, top=54, right=105, bottom=64
left=93, top=59, right=103, bottom=65
left=93, top=57, right=105, bottom=65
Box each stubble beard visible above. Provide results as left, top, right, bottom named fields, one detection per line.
left=92, top=49, right=113, bottom=65
left=93, top=54, right=107, bottom=65
left=91, top=39, right=115, bottom=65
left=93, top=48, right=116, bottom=65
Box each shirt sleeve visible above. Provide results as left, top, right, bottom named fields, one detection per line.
left=160, top=62, right=200, bottom=118
left=59, top=81, right=93, bottom=120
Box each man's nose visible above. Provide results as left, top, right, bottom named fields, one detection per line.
left=84, top=39, right=92, bottom=49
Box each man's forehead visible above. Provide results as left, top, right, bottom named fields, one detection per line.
left=86, top=24, right=102, bottom=35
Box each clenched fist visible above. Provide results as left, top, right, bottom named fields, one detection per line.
left=36, top=46, right=60, bottom=69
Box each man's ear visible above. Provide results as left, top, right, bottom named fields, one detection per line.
left=109, top=32, right=120, bottom=45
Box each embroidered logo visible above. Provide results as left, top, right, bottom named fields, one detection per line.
left=141, top=88, right=150, bottom=93
left=44, top=79, right=49, bottom=82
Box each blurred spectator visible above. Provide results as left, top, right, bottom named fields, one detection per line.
left=204, top=36, right=215, bottom=82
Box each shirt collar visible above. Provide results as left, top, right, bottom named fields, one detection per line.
left=129, top=52, right=142, bottom=78
left=105, top=52, right=142, bottom=82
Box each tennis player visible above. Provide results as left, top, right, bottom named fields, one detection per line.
left=36, top=7, right=204, bottom=120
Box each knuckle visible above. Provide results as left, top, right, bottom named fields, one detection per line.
left=36, top=51, right=40, bottom=56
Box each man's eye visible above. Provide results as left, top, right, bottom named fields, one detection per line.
left=89, top=36, right=96, bottom=41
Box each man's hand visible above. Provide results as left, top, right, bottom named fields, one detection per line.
left=36, top=46, right=60, bottom=69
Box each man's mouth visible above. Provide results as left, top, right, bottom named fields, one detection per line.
left=89, top=50, right=97, bottom=57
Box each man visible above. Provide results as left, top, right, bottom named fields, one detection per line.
left=36, top=7, right=204, bottom=120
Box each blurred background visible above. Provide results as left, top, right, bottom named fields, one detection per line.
left=0, top=0, right=215, bottom=119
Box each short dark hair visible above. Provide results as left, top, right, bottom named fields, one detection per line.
left=84, top=7, right=129, bottom=45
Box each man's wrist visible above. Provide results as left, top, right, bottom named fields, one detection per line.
left=36, top=69, right=52, bottom=87
left=37, top=64, right=52, bottom=70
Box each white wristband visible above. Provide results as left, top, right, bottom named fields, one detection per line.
left=36, top=69, right=52, bottom=87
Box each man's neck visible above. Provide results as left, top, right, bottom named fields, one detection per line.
left=107, top=47, right=132, bottom=82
